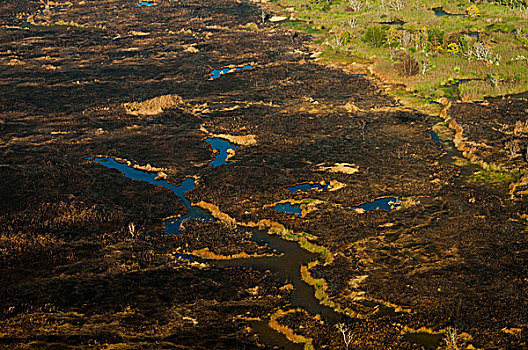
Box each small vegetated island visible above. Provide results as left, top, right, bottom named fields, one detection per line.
left=0, top=0, right=527, bottom=349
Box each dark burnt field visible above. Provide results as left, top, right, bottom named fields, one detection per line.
left=1, top=0, right=527, bottom=349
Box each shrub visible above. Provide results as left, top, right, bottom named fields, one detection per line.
left=388, top=0, right=406, bottom=11
left=485, top=73, right=500, bottom=86
left=348, top=0, right=363, bottom=11
left=516, top=28, right=528, bottom=44
left=340, top=31, right=353, bottom=45
left=363, top=26, right=387, bottom=47
left=428, top=29, right=445, bottom=48
left=309, top=0, right=331, bottom=7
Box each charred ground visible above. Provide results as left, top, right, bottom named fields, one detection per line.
left=1, top=0, right=527, bottom=349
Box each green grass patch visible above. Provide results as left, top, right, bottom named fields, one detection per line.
left=470, top=169, right=523, bottom=184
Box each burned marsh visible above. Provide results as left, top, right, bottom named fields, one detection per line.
left=1, top=0, right=528, bottom=349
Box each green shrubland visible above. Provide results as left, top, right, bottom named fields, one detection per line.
left=276, top=0, right=528, bottom=101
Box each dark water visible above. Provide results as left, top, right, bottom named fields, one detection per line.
left=285, top=182, right=328, bottom=193
left=174, top=253, right=194, bottom=261
left=92, top=156, right=341, bottom=321
left=349, top=197, right=400, bottom=212
left=92, top=138, right=237, bottom=233
left=92, top=157, right=194, bottom=207
left=425, top=130, right=446, bottom=149
left=205, top=137, right=238, bottom=168
left=249, top=320, right=304, bottom=350
left=428, top=100, right=441, bottom=105
left=403, top=332, right=443, bottom=349
left=209, top=64, right=253, bottom=80
left=215, top=227, right=342, bottom=324
left=272, top=202, right=303, bottom=217
left=164, top=206, right=213, bottom=234
left=380, top=20, right=405, bottom=25
left=432, top=7, right=464, bottom=17
left=210, top=68, right=231, bottom=80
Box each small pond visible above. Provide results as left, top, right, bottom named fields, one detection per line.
left=135, top=1, right=155, bottom=7
left=432, top=7, right=464, bottom=17
left=205, top=137, right=238, bottom=168
left=426, top=130, right=442, bottom=145
left=349, top=197, right=400, bottom=212
left=272, top=202, right=303, bottom=217
left=284, top=182, right=328, bottom=193
left=209, top=64, right=253, bottom=80
left=174, top=253, right=194, bottom=261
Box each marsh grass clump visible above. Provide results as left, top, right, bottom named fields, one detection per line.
left=395, top=52, right=420, bottom=76
left=470, top=169, right=523, bottom=185
left=516, top=28, right=528, bottom=44
left=444, top=327, right=459, bottom=350
left=269, top=309, right=315, bottom=350
left=124, top=94, right=183, bottom=116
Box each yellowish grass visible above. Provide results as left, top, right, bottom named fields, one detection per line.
left=190, top=248, right=275, bottom=260
left=268, top=309, right=314, bottom=350
left=124, top=94, right=184, bottom=116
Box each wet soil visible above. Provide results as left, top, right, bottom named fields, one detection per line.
left=1, top=0, right=528, bottom=349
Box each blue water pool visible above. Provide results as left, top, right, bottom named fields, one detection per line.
left=285, top=182, right=328, bottom=193
left=349, top=197, right=400, bottom=212
left=272, top=203, right=303, bottom=217
left=205, top=138, right=238, bottom=168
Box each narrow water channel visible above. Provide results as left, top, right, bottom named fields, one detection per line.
left=216, top=227, right=341, bottom=324
left=91, top=157, right=212, bottom=234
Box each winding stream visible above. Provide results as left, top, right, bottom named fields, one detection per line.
left=92, top=157, right=211, bottom=234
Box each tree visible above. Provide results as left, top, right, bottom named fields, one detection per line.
left=337, top=323, right=353, bottom=350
